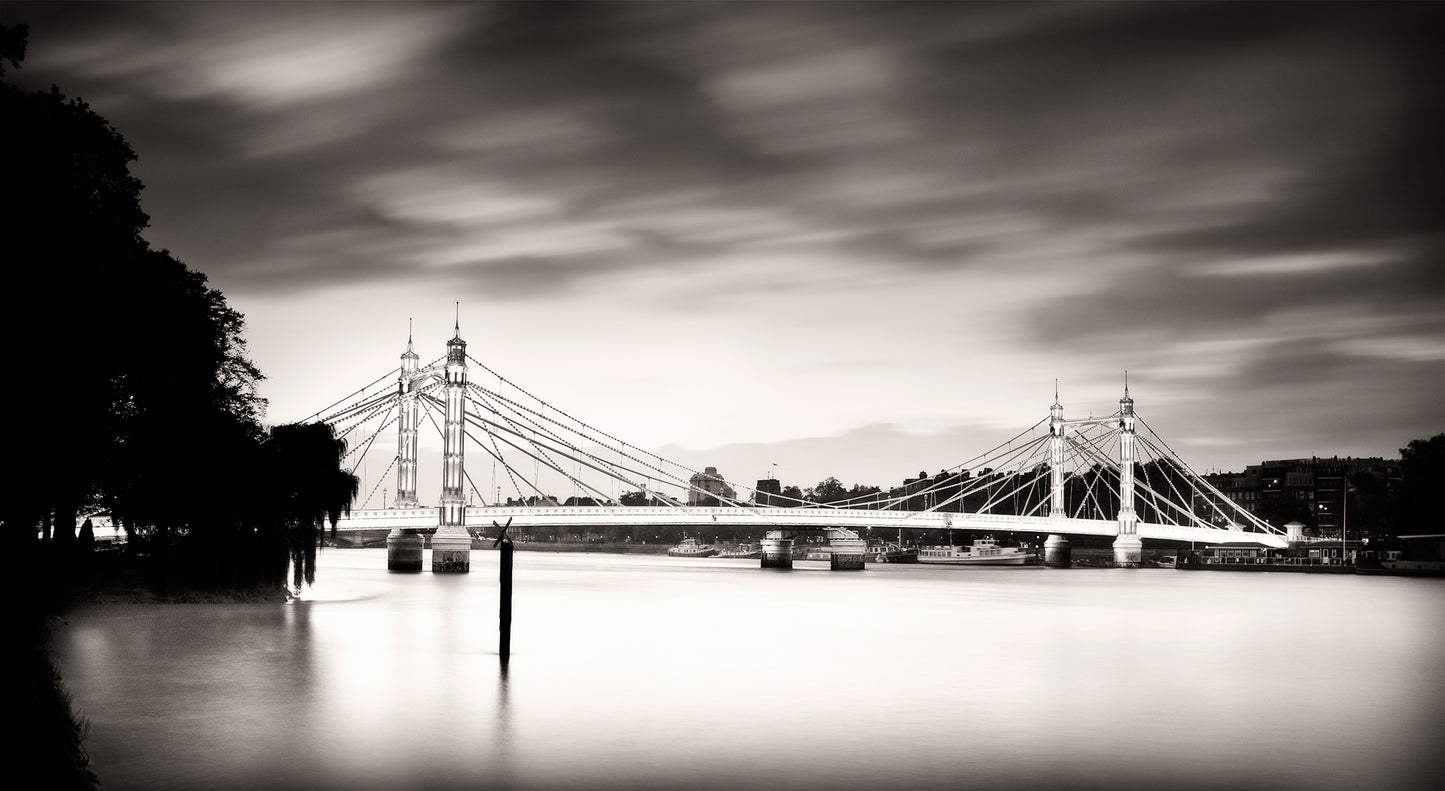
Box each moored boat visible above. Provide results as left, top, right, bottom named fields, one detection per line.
left=917, top=536, right=1034, bottom=566
left=867, top=542, right=919, bottom=563
left=667, top=537, right=718, bottom=558
left=1152, top=555, right=1178, bottom=569
left=714, top=542, right=763, bottom=559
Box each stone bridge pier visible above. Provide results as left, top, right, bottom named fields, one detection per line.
left=761, top=528, right=867, bottom=570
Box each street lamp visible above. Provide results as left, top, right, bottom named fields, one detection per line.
left=1341, top=480, right=1348, bottom=566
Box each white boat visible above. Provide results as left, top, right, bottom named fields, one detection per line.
left=917, top=536, right=1034, bottom=566
left=1153, top=555, right=1179, bottom=569
left=667, top=537, right=718, bottom=558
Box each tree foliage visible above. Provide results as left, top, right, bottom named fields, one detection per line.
left=0, top=25, right=353, bottom=593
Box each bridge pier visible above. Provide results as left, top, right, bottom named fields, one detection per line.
left=386, top=528, right=424, bottom=572
left=761, top=537, right=794, bottom=569
left=829, top=536, right=867, bottom=570
left=431, top=525, right=472, bottom=573
left=1043, top=535, right=1071, bottom=568
left=1113, top=534, right=1144, bottom=568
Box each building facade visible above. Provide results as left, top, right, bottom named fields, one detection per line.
left=1204, top=456, right=1401, bottom=539
left=688, top=466, right=737, bottom=506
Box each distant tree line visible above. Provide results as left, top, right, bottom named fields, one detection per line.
left=0, top=25, right=355, bottom=596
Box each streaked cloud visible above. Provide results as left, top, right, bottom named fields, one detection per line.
left=2, top=0, right=1438, bottom=484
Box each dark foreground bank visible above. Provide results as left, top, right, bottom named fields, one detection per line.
left=11, top=545, right=293, bottom=791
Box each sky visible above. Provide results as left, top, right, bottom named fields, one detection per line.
left=4, top=1, right=1441, bottom=498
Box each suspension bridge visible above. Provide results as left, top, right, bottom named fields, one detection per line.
left=315, top=321, right=1287, bottom=572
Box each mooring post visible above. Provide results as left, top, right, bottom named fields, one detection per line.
left=495, top=518, right=513, bottom=664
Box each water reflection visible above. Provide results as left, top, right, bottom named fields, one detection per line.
left=50, top=551, right=1444, bottom=791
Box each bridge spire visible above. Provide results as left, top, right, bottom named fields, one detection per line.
left=395, top=321, right=421, bottom=510
left=1114, top=373, right=1143, bottom=567
left=434, top=310, right=471, bottom=572
left=1044, top=383, right=1072, bottom=567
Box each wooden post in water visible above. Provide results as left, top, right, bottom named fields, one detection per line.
left=494, top=518, right=513, bottom=664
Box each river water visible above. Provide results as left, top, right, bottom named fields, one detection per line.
left=50, top=550, right=1442, bottom=791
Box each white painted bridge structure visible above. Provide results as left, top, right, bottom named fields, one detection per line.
left=314, top=321, right=1287, bottom=572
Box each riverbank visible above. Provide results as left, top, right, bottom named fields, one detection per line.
left=12, top=545, right=294, bottom=791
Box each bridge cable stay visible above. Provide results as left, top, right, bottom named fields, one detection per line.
left=951, top=449, right=1051, bottom=516
left=344, top=409, right=399, bottom=477
left=928, top=432, right=1053, bottom=512
left=467, top=354, right=690, bottom=475
left=356, top=455, right=400, bottom=510
left=463, top=380, right=696, bottom=498
left=455, top=419, right=556, bottom=505
left=301, top=366, right=402, bottom=424
left=900, top=423, right=1053, bottom=512
left=1056, top=432, right=1110, bottom=520
left=1062, top=423, right=1124, bottom=520
left=406, top=391, right=507, bottom=506
left=457, top=389, right=652, bottom=507
left=816, top=417, right=1053, bottom=511
left=466, top=354, right=774, bottom=507
left=463, top=384, right=653, bottom=498
left=920, top=436, right=1050, bottom=516
left=466, top=395, right=531, bottom=505
left=411, top=394, right=491, bottom=507
left=335, top=409, right=399, bottom=465
left=461, top=380, right=761, bottom=510
left=1134, top=417, right=1282, bottom=536
left=458, top=396, right=766, bottom=514
left=468, top=384, right=728, bottom=509
left=323, top=390, right=401, bottom=443
left=442, top=395, right=628, bottom=507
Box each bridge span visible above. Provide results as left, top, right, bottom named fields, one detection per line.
left=334, top=505, right=1288, bottom=549
left=317, top=323, right=1290, bottom=572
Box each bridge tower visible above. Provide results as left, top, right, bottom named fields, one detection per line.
left=1043, top=386, right=1071, bottom=568
left=1113, top=378, right=1144, bottom=567
left=387, top=326, right=426, bottom=571
left=432, top=318, right=472, bottom=572
left=396, top=326, right=421, bottom=509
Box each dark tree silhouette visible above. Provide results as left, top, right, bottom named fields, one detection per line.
left=263, top=423, right=360, bottom=589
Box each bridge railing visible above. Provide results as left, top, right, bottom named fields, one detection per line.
left=333, top=505, right=1289, bottom=547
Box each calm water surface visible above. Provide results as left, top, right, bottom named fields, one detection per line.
left=51, top=550, right=1443, bottom=791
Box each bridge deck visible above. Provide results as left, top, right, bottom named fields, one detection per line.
left=333, top=506, right=1287, bottom=547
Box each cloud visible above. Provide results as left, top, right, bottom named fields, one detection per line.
left=3, top=0, right=1438, bottom=475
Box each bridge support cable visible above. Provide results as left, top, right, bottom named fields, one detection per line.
left=343, top=410, right=399, bottom=477
left=1133, top=418, right=1282, bottom=536
left=446, top=395, right=658, bottom=509
left=461, top=380, right=761, bottom=510
left=466, top=354, right=718, bottom=486
left=822, top=418, right=1054, bottom=512
left=462, top=385, right=656, bottom=501
left=418, top=392, right=545, bottom=503
left=458, top=391, right=657, bottom=505
left=357, top=455, right=400, bottom=510
left=899, top=431, right=1048, bottom=514
left=326, top=392, right=398, bottom=445
left=1129, top=438, right=1211, bottom=529
left=303, top=367, right=402, bottom=424
left=924, top=435, right=1052, bottom=515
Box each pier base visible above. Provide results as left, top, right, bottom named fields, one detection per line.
left=1113, top=534, right=1144, bottom=568
left=761, top=537, right=794, bottom=569
left=829, top=537, right=867, bottom=570
left=387, top=528, right=424, bottom=572
left=431, top=525, right=472, bottom=573
left=1043, top=534, right=1072, bottom=568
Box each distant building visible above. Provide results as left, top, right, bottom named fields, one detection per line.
left=689, top=466, right=737, bottom=506
left=1203, top=456, right=1401, bottom=539
left=754, top=477, right=782, bottom=506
